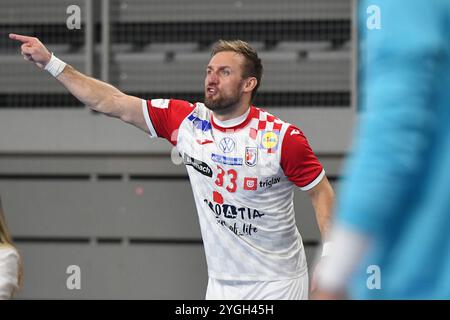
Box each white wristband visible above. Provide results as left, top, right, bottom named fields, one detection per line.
left=321, top=241, right=333, bottom=257
left=44, top=53, right=67, bottom=78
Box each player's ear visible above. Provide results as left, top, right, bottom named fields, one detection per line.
left=243, top=77, right=257, bottom=93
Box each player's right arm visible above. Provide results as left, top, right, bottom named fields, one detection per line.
left=8, top=33, right=148, bottom=133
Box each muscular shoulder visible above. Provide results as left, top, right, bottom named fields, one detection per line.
left=278, top=123, right=324, bottom=190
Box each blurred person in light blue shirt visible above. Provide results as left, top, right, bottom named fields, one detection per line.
left=314, top=0, right=450, bottom=299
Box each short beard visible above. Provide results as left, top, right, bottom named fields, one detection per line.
left=204, top=94, right=242, bottom=115
left=204, top=82, right=244, bottom=115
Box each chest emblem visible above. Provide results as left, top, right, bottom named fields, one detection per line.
left=260, top=130, right=280, bottom=153
left=245, top=147, right=258, bottom=167
left=219, top=137, right=236, bottom=153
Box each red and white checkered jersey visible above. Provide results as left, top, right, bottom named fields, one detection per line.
left=142, top=98, right=324, bottom=281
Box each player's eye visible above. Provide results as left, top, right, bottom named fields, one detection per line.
left=222, top=70, right=230, bottom=76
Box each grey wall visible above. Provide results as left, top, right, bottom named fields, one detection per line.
left=0, top=108, right=354, bottom=154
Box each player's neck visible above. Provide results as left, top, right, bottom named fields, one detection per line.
left=213, top=99, right=251, bottom=119
left=213, top=107, right=251, bottom=128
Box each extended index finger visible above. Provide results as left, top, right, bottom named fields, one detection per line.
left=9, top=33, right=35, bottom=43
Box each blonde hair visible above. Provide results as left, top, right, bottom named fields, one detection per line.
left=0, top=197, right=23, bottom=290
left=211, top=40, right=263, bottom=101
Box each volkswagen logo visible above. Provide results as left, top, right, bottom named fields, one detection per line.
left=219, top=137, right=236, bottom=153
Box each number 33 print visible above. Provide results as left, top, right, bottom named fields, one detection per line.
left=215, top=165, right=237, bottom=193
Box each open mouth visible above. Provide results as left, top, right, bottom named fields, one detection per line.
left=206, top=86, right=218, bottom=97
